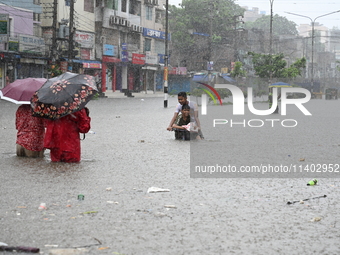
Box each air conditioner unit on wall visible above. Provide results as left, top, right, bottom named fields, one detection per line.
left=152, top=0, right=158, bottom=5
left=109, top=16, right=114, bottom=25
left=120, top=19, right=127, bottom=26
left=126, top=21, right=131, bottom=27
left=131, top=25, right=138, bottom=31
left=139, top=26, right=144, bottom=33
left=109, top=16, right=120, bottom=25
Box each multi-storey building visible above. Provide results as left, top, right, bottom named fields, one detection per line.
left=40, top=0, right=99, bottom=77
left=38, top=0, right=168, bottom=94
left=95, top=0, right=167, bottom=93
left=0, top=1, right=44, bottom=88
left=241, top=6, right=265, bottom=23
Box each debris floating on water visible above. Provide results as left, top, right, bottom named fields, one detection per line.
left=287, top=195, right=327, bottom=205
left=38, top=203, right=46, bottom=210
left=147, top=187, right=170, bottom=193
left=311, top=217, right=322, bottom=222
left=164, top=205, right=177, bottom=208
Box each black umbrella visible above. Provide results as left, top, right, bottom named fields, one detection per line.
left=31, top=72, right=98, bottom=119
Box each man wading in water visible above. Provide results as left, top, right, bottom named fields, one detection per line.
left=167, top=91, right=204, bottom=139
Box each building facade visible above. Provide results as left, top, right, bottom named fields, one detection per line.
left=95, top=0, right=168, bottom=94
left=0, top=2, right=44, bottom=88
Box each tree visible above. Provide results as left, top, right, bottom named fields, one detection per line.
left=230, top=61, right=246, bottom=78
left=48, top=64, right=63, bottom=78
left=168, top=0, right=244, bottom=70
left=244, top=14, right=298, bottom=36
left=248, top=52, right=306, bottom=78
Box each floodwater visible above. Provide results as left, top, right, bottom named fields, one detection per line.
left=0, top=96, right=339, bottom=255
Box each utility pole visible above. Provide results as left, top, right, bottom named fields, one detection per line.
left=51, top=0, right=58, bottom=66
left=68, top=0, right=75, bottom=72
left=207, top=3, right=214, bottom=86
left=269, top=0, right=274, bottom=84
left=163, top=0, right=169, bottom=108
left=286, top=10, right=340, bottom=94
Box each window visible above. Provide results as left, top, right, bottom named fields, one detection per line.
left=129, top=0, right=141, bottom=16
left=33, top=23, right=41, bottom=37
left=155, top=9, right=162, bottom=23
left=106, top=0, right=118, bottom=10
left=84, top=0, right=94, bottom=12
left=144, top=38, right=151, bottom=52
left=8, top=18, right=12, bottom=37
left=146, top=6, right=152, bottom=20
left=121, top=0, right=127, bottom=12
left=33, top=13, right=40, bottom=22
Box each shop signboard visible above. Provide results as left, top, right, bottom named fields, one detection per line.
left=74, top=31, right=94, bottom=48
left=132, top=53, right=145, bottom=65
left=0, top=14, right=8, bottom=35
left=8, top=37, right=19, bottom=51
left=145, top=52, right=158, bottom=65
left=103, top=44, right=118, bottom=57
left=19, top=35, right=45, bottom=54
left=143, top=28, right=171, bottom=41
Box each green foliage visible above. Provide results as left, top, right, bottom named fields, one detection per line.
left=92, top=91, right=99, bottom=100
left=48, top=65, right=63, bottom=78
left=230, top=61, right=246, bottom=78
left=337, top=60, right=340, bottom=72
left=243, top=14, right=298, bottom=36
left=191, top=88, right=204, bottom=97
left=215, top=88, right=231, bottom=99
left=191, top=88, right=231, bottom=102
left=169, top=0, right=244, bottom=57
left=248, top=52, right=306, bottom=78
left=256, top=90, right=267, bottom=98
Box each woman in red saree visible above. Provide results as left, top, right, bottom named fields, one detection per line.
left=16, top=104, right=45, bottom=158
left=44, top=108, right=91, bottom=163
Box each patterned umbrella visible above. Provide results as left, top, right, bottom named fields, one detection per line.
left=0, top=78, right=47, bottom=104
left=31, top=72, right=98, bottom=119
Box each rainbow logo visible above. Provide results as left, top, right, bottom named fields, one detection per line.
left=197, top=82, right=223, bottom=105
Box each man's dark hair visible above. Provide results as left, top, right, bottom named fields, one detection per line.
left=178, top=91, right=187, bottom=98
left=182, top=104, right=190, bottom=110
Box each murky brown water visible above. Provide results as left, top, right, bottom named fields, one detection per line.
left=0, top=97, right=339, bottom=254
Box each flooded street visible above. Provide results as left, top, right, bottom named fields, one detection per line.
left=0, top=96, right=340, bottom=254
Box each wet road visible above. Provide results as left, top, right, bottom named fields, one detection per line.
left=0, top=97, right=339, bottom=255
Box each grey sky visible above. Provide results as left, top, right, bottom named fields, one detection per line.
left=168, top=0, right=340, bottom=29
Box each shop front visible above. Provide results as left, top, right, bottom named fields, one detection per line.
left=102, top=55, right=121, bottom=92
left=17, top=57, right=46, bottom=79
left=130, top=53, right=145, bottom=92
left=142, top=52, right=160, bottom=93
left=101, top=44, right=120, bottom=92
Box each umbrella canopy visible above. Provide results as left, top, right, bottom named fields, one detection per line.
left=269, top=82, right=292, bottom=88
left=192, top=73, right=236, bottom=84
left=31, top=72, right=98, bottom=119
left=0, top=78, right=47, bottom=104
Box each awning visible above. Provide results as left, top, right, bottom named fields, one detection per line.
left=73, top=59, right=102, bottom=69
left=221, top=74, right=236, bottom=83
left=142, top=66, right=158, bottom=70
left=102, top=56, right=121, bottom=63
left=269, top=82, right=291, bottom=88
left=62, top=58, right=102, bottom=69
left=192, top=74, right=214, bottom=82
left=83, top=62, right=102, bottom=68
left=20, top=58, right=47, bottom=64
